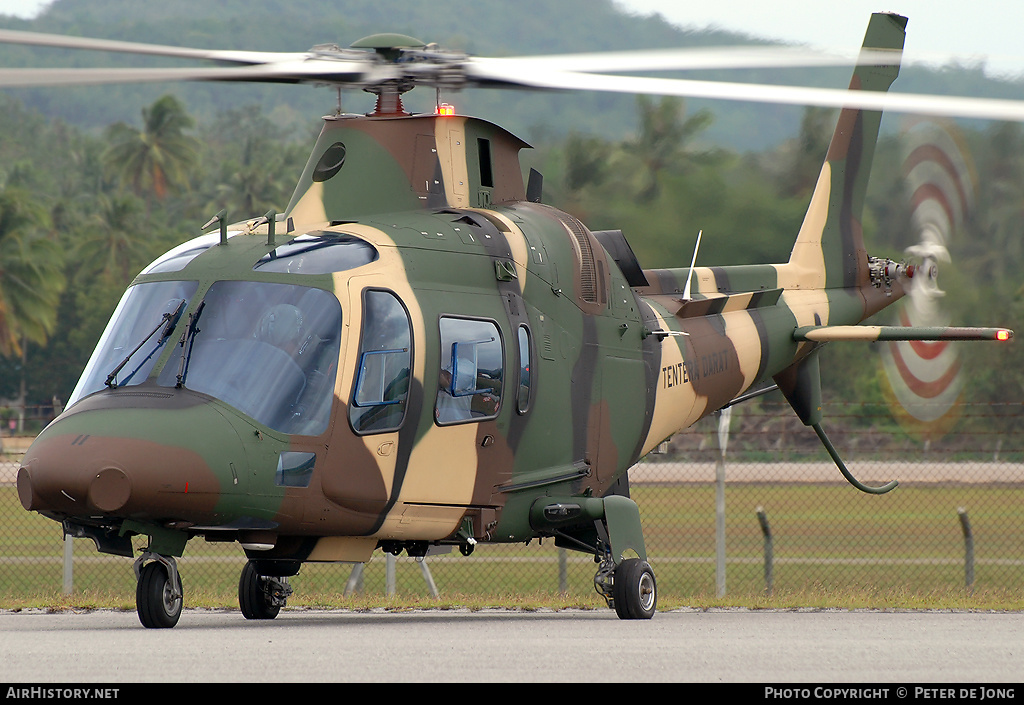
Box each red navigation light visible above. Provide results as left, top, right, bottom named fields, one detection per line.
left=997, top=329, right=1012, bottom=341
left=435, top=103, right=455, bottom=116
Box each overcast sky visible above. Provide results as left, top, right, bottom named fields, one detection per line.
left=616, top=0, right=1024, bottom=78
left=1, top=0, right=1022, bottom=79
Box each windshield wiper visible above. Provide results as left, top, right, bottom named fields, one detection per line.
left=105, top=299, right=187, bottom=388
left=175, top=300, right=206, bottom=388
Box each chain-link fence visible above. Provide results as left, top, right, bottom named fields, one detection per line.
left=3, top=401, right=1022, bottom=605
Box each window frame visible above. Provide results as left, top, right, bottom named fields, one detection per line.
left=348, top=288, right=414, bottom=435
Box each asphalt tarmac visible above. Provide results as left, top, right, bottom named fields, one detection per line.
left=0, top=607, right=1020, bottom=683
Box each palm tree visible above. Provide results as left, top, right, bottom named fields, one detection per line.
left=564, top=132, right=610, bottom=194
left=200, top=107, right=308, bottom=219
left=102, top=95, right=199, bottom=201
left=0, top=180, right=65, bottom=433
left=0, top=184, right=64, bottom=359
left=209, top=133, right=295, bottom=218
left=627, top=95, right=718, bottom=201
left=74, top=192, right=150, bottom=284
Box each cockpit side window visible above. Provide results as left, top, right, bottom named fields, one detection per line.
left=435, top=317, right=503, bottom=425
left=349, top=290, right=412, bottom=434
left=67, top=280, right=199, bottom=407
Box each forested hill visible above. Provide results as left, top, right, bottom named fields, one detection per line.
left=0, top=0, right=1021, bottom=149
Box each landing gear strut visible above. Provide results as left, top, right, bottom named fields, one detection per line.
left=530, top=493, right=657, bottom=620
left=134, top=552, right=183, bottom=629
left=238, top=560, right=293, bottom=620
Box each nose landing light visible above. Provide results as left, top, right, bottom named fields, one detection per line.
left=87, top=467, right=132, bottom=512
left=16, top=465, right=38, bottom=511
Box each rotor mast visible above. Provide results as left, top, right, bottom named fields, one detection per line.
left=349, top=33, right=425, bottom=116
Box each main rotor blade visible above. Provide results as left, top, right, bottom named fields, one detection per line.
left=0, top=28, right=309, bottom=65
left=0, top=28, right=904, bottom=73
left=0, top=27, right=1020, bottom=123
left=466, top=63, right=1024, bottom=122
left=490, top=46, right=903, bottom=74
left=0, top=60, right=380, bottom=87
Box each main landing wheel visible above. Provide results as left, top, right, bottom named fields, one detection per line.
left=136, top=560, right=183, bottom=629
left=613, top=558, right=657, bottom=620
left=239, top=561, right=290, bottom=620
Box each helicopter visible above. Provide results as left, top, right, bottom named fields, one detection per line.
left=8, top=12, right=1017, bottom=628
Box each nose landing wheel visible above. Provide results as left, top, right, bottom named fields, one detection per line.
left=134, top=553, right=183, bottom=629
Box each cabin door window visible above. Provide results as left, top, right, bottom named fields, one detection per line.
left=349, top=289, right=413, bottom=434
left=435, top=317, right=503, bottom=425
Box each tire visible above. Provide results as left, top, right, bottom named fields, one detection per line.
left=136, top=561, right=183, bottom=629
left=239, top=561, right=282, bottom=620
left=612, top=558, right=657, bottom=620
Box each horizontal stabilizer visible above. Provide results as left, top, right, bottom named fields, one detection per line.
left=647, top=288, right=783, bottom=320
left=793, top=326, right=1013, bottom=342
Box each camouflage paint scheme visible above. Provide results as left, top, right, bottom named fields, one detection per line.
left=19, top=14, right=944, bottom=579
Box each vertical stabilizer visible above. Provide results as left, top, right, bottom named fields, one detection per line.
left=787, top=13, right=907, bottom=290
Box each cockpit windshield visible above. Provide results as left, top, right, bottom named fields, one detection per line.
left=68, top=279, right=342, bottom=437
left=157, top=280, right=342, bottom=435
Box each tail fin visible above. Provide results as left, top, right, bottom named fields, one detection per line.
left=787, top=13, right=907, bottom=290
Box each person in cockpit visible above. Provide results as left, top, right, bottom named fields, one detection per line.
left=255, top=303, right=305, bottom=356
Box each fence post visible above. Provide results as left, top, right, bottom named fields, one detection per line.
left=757, top=506, right=773, bottom=596
left=62, top=535, right=74, bottom=594
left=558, top=548, right=568, bottom=594
left=386, top=553, right=396, bottom=596
left=715, top=408, right=732, bottom=597
left=957, top=507, right=974, bottom=593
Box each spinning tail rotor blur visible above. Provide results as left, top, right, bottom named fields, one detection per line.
left=879, top=120, right=978, bottom=439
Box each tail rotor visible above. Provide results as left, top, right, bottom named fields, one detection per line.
left=879, top=119, right=977, bottom=437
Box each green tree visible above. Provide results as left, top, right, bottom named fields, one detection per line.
left=782, top=106, right=836, bottom=198
left=73, top=192, right=150, bottom=284
left=199, top=106, right=309, bottom=219
left=208, top=134, right=296, bottom=217
left=0, top=183, right=65, bottom=358
left=102, top=95, right=200, bottom=201
left=0, top=179, right=66, bottom=433
left=626, top=95, right=718, bottom=202
left=973, top=122, right=1024, bottom=282
left=563, top=132, right=610, bottom=194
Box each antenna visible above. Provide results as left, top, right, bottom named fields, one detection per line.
left=682, top=229, right=702, bottom=300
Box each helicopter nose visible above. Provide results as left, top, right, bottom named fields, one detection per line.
left=17, top=392, right=252, bottom=521
left=17, top=428, right=145, bottom=515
